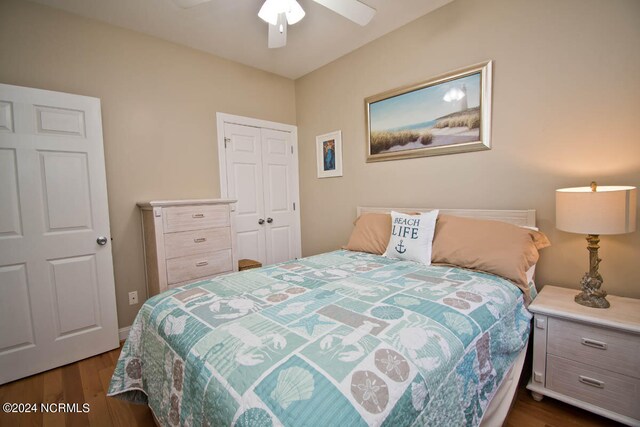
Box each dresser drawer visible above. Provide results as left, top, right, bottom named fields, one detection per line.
left=166, top=249, right=233, bottom=284
left=164, top=227, right=231, bottom=259
left=163, top=205, right=230, bottom=233
left=548, top=317, right=640, bottom=378
left=546, top=355, right=640, bottom=420
left=167, top=272, right=231, bottom=290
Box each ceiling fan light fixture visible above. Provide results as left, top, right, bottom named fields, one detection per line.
left=258, top=0, right=305, bottom=26
left=285, top=0, right=305, bottom=24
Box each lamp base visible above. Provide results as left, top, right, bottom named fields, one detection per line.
left=574, top=234, right=610, bottom=309
left=575, top=290, right=610, bottom=309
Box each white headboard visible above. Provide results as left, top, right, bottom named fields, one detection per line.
left=356, top=207, right=536, bottom=227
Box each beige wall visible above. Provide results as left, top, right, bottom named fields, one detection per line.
left=295, top=0, right=640, bottom=298
left=0, top=0, right=296, bottom=327
left=2, top=0, right=639, bottom=332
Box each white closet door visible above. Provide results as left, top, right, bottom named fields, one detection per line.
left=0, top=83, right=118, bottom=385
left=223, top=123, right=267, bottom=265
left=261, top=129, right=297, bottom=265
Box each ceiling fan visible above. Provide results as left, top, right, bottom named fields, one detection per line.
left=173, top=0, right=377, bottom=48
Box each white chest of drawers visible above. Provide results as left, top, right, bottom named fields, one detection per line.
left=527, top=286, right=640, bottom=426
left=138, top=199, right=238, bottom=297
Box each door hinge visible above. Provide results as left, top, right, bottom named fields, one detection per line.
left=293, top=202, right=296, bottom=211
left=224, top=137, right=230, bottom=148
left=291, top=146, right=293, bottom=154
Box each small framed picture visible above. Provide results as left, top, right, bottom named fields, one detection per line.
left=316, top=130, right=343, bottom=178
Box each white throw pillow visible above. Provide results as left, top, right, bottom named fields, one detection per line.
left=384, top=210, right=439, bottom=265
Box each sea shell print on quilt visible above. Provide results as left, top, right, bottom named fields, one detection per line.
left=270, top=366, right=315, bottom=409
left=108, top=250, right=531, bottom=427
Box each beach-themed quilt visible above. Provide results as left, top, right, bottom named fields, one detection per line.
left=108, top=250, right=532, bottom=427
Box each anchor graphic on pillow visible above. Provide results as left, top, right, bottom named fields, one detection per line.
left=395, top=239, right=407, bottom=254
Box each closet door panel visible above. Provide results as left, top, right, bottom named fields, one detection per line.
left=223, top=123, right=267, bottom=265
left=261, top=129, right=296, bottom=265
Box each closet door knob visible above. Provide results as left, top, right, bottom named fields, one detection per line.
left=97, top=236, right=108, bottom=246
left=267, top=217, right=273, bottom=224
left=258, top=218, right=265, bottom=225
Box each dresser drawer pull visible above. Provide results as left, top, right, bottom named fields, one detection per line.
left=581, top=338, right=607, bottom=350
left=195, top=261, right=209, bottom=267
left=578, top=375, right=604, bottom=389
left=193, top=237, right=207, bottom=243
left=192, top=213, right=205, bottom=218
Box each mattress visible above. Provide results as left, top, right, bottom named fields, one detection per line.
left=108, top=250, right=532, bottom=426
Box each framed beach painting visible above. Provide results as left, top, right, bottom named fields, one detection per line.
left=316, top=130, right=343, bottom=178
left=365, top=60, right=493, bottom=162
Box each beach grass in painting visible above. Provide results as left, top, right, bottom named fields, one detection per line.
left=433, top=107, right=480, bottom=130
left=367, top=70, right=486, bottom=158
left=370, top=130, right=433, bottom=155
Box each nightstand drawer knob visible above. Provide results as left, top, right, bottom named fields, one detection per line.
left=581, top=338, right=607, bottom=350
left=578, top=375, right=604, bottom=389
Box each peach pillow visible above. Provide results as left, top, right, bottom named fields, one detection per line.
left=431, top=214, right=550, bottom=303
left=344, top=213, right=391, bottom=255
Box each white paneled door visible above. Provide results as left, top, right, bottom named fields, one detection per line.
left=0, top=84, right=119, bottom=385
left=261, top=128, right=298, bottom=264
left=223, top=120, right=300, bottom=266
left=224, top=123, right=267, bottom=264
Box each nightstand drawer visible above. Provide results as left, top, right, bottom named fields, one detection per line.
left=163, top=205, right=230, bottom=233
left=166, top=249, right=233, bottom=284
left=548, top=317, right=640, bottom=378
left=547, top=355, right=640, bottom=420
left=164, top=227, right=232, bottom=259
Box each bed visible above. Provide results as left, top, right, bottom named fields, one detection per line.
left=108, top=208, right=540, bottom=427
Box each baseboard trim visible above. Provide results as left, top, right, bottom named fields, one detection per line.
left=118, top=326, right=130, bottom=341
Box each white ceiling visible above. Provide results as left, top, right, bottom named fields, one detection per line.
left=29, top=0, right=453, bottom=79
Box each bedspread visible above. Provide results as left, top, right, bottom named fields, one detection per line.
left=108, top=250, right=532, bottom=426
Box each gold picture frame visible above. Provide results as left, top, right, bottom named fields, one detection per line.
left=365, top=60, right=493, bottom=162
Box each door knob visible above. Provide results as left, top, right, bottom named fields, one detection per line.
left=97, top=236, right=108, bottom=246
left=267, top=217, right=273, bottom=223
left=258, top=218, right=265, bottom=225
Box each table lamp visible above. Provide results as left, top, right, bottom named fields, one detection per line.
left=556, top=182, right=637, bottom=308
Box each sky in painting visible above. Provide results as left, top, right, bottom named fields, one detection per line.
left=369, top=73, right=481, bottom=132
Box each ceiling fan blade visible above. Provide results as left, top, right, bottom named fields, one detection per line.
left=172, top=0, right=211, bottom=9
left=312, top=0, right=376, bottom=26
left=268, top=14, right=287, bottom=49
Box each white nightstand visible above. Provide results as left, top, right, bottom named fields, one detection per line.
left=527, top=286, right=640, bottom=426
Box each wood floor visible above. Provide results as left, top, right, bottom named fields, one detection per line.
left=0, top=344, right=624, bottom=427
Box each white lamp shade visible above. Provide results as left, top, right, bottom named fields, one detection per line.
left=258, top=0, right=305, bottom=26
left=556, top=186, right=637, bottom=235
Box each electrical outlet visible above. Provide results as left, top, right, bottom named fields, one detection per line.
left=128, top=291, right=138, bottom=305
